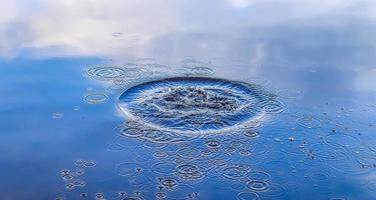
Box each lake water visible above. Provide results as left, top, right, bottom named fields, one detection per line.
left=1, top=1, right=376, bottom=199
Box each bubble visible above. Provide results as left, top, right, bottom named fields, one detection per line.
left=118, top=77, right=277, bottom=134
left=84, top=93, right=108, bottom=104
left=246, top=180, right=270, bottom=192
left=237, top=192, right=260, bottom=200
left=87, top=66, right=126, bottom=80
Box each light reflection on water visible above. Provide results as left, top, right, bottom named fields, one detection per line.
left=1, top=1, right=376, bottom=199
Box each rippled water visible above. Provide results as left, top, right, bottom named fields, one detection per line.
left=1, top=1, right=376, bottom=200
left=117, top=77, right=279, bottom=134
left=2, top=58, right=376, bottom=199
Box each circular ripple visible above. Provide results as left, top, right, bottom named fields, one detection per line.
left=175, top=164, right=205, bottom=180
left=222, top=166, right=249, bottom=180
left=117, top=163, right=144, bottom=176
left=247, top=171, right=271, bottom=182
left=84, top=93, right=108, bottom=104
left=259, top=184, right=287, bottom=198
left=118, top=77, right=278, bottom=134
left=246, top=180, right=270, bottom=192
left=296, top=115, right=321, bottom=129
left=308, top=143, right=349, bottom=161
left=87, top=66, right=126, bottom=80
left=205, top=139, right=221, bottom=148
left=242, top=130, right=259, bottom=138
left=324, top=133, right=361, bottom=148
left=258, top=99, right=284, bottom=113
left=237, top=192, right=260, bottom=200
left=151, top=162, right=176, bottom=175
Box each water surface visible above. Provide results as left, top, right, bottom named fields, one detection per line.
left=1, top=1, right=376, bottom=199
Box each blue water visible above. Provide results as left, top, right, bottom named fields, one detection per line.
left=1, top=1, right=376, bottom=200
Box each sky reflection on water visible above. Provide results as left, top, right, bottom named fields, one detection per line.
left=1, top=1, right=376, bottom=199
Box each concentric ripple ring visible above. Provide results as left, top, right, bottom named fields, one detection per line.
left=117, top=77, right=280, bottom=134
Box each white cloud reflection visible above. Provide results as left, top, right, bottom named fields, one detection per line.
left=0, top=0, right=375, bottom=60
